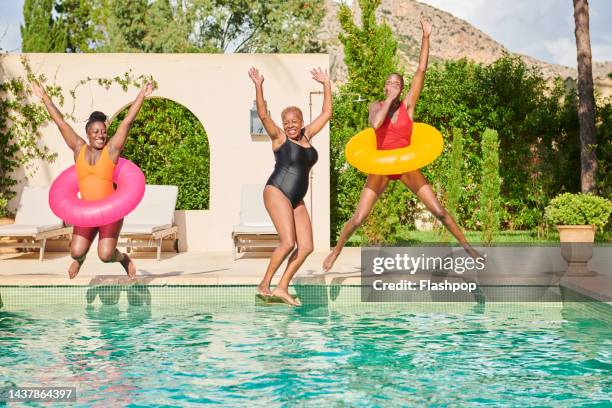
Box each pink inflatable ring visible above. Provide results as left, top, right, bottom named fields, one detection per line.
left=49, top=158, right=146, bottom=227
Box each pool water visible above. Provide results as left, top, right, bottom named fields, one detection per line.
left=0, top=286, right=611, bottom=407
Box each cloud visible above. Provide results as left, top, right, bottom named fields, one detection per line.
left=592, top=41, right=612, bottom=62
left=543, top=38, right=577, bottom=67
left=0, top=23, right=22, bottom=52
left=0, top=0, right=23, bottom=52
left=418, top=0, right=611, bottom=65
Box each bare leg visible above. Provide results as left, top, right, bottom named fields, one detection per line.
left=273, top=202, right=313, bottom=306
left=323, top=174, right=389, bottom=272
left=258, top=186, right=297, bottom=296
left=68, top=226, right=97, bottom=279
left=98, top=219, right=136, bottom=278
left=400, top=170, right=481, bottom=259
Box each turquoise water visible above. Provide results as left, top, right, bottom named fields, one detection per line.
left=0, top=286, right=611, bottom=407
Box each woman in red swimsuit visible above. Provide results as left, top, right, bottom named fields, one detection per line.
left=323, top=17, right=480, bottom=271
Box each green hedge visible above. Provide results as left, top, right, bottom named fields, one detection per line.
left=109, top=98, right=210, bottom=210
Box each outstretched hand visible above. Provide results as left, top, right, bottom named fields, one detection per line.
left=311, top=67, right=330, bottom=84
left=142, top=81, right=154, bottom=97
left=420, top=17, right=432, bottom=37
left=248, top=67, right=264, bottom=86
left=31, top=82, right=46, bottom=99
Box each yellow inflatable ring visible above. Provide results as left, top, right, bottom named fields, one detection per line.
left=345, top=123, right=444, bottom=175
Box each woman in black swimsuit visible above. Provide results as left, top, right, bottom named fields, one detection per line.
left=248, top=66, right=332, bottom=306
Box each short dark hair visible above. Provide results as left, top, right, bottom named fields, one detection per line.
left=85, top=111, right=107, bottom=132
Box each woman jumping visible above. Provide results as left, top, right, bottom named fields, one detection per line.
left=248, top=66, right=332, bottom=305
left=323, top=18, right=480, bottom=272
left=32, top=81, right=153, bottom=279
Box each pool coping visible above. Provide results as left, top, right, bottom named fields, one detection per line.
left=1, top=248, right=610, bottom=304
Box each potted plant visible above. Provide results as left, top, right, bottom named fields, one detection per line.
left=545, top=193, right=612, bottom=276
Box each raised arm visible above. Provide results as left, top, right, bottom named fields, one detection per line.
left=109, top=81, right=153, bottom=153
left=369, top=84, right=401, bottom=129
left=403, top=17, right=432, bottom=118
left=31, top=82, right=85, bottom=152
left=248, top=67, right=282, bottom=142
left=304, top=68, right=332, bottom=139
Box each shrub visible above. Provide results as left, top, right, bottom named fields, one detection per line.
left=544, top=193, right=612, bottom=230
left=478, top=128, right=501, bottom=244
left=0, top=193, right=9, bottom=218
left=595, top=99, right=612, bottom=198
left=109, top=98, right=210, bottom=210
left=361, top=182, right=418, bottom=244
left=445, top=128, right=464, bottom=219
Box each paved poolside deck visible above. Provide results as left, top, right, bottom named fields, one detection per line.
left=1, top=248, right=610, bottom=303
left=0, top=249, right=362, bottom=286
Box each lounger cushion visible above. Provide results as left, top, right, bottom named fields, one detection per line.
left=122, top=224, right=172, bottom=234
left=232, top=224, right=277, bottom=234
left=0, top=224, right=64, bottom=236
left=125, top=185, right=178, bottom=227
left=15, top=186, right=65, bottom=226
left=234, top=184, right=277, bottom=234
left=243, top=221, right=274, bottom=227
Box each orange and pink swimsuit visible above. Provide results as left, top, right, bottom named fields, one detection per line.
left=375, top=101, right=414, bottom=180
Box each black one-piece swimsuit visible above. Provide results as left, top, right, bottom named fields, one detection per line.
left=266, top=129, right=318, bottom=208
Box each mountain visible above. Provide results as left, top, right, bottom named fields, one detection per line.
left=319, top=0, right=612, bottom=95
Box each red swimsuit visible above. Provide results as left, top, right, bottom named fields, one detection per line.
left=375, top=102, right=413, bottom=180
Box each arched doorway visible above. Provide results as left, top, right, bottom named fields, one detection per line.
left=108, top=97, right=210, bottom=210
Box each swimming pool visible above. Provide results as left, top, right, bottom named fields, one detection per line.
left=1, top=286, right=610, bottom=406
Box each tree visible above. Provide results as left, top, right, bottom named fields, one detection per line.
left=141, top=0, right=194, bottom=53
left=94, top=0, right=197, bottom=53
left=573, top=0, right=598, bottom=193
left=21, top=0, right=66, bottom=52
left=338, top=0, right=399, bottom=108
left=189, top=0, right=325, bottom=53
left=55, top=0, right=96, bottom=52
left=99, top=0, right=148, bottom=52
left=90, top=0, right=324, bottom=53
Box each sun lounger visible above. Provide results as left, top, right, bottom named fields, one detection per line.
left=119, top=185, right=179, bottom=260
left=0, top=186, right=72, bottom=261
left=232, top=184, right=279, bottom=260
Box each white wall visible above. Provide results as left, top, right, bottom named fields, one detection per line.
left=1, top=53, right=331, bottom=251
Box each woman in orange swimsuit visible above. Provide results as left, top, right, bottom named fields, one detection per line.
left=323, top=18, right=480, bottom=271
left=32, top=81, right=153, bottom=279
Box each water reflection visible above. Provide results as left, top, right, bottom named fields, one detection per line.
left=85, top=284, right=152, bottom=307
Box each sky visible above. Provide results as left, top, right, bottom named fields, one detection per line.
left=1, top=0, right=611, bottom=66
left=419, top=0, right=612, bottom=66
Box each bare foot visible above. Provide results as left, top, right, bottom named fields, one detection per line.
left=120, top=254, right=136, bottom=279
left=256, top=284, right=273, bottom=297
left=68, top=260, right=81, bottom=279
left=322, top=249, right=340, bottom=272
left=272, top=288, right=301, bottom=306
